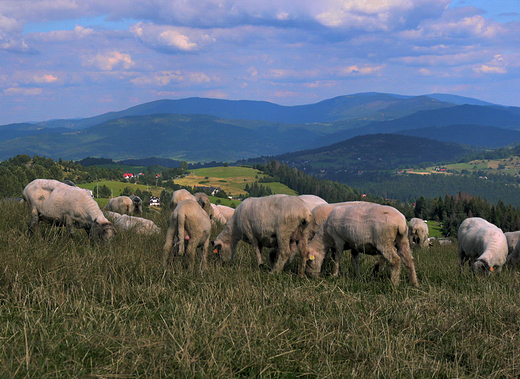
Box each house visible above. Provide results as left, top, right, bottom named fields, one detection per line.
left=123, top=173, right=134, bottom=179
left=149, top=196, right=161, bottom=206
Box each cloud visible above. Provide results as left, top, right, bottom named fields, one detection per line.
left=85, top=51, right=134, bottom=70
left=473, top=65, right=507, bottom=74
left=338, top=64, right=385, bottom=76
left=4, top=87, right=43, bottom=96
left=34, top=74, right=58, bottom=83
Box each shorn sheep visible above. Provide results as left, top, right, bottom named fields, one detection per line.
left=212, top=194, right=312, bottom=273
left=104, top=195, right=142, bottom=215
left=23, top=179, right=115, bottom=242
left=163, top=199, right=212, bottom=271
left=408, top=218, right=430, bottom=248
left=305, top=202, right=419, bottom=287
left=458, top=217, right=508, bottom=274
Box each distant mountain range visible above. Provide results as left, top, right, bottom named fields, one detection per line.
left=0, top=92, right=519, bottom=162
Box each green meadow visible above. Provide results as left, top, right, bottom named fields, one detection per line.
left=1, top=200, right=520, bottom=378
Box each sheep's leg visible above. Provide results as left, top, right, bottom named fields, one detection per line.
left=350, top=249, right=361, bottom=278
left=200, top=237, right=210, bottom=272
left=458, top=248, right=469, bottom=272
left=27, top=206, right=40, bottom=234
left=185, top=239, right=196, bottom=271
left=64, top=214, right=75, bottom=238
left=250, top=239, right=265, bottom=269
left=331, top=237, right=346, bottom=277
left=272, top=239, right=291, bottom=274
left=371, top=256, right=386, bottom=277
left=162, top=225, right=176, bottom=267
left=397, top=244, right=419, bottom=287
left=379, top=247, right=402, bottom=285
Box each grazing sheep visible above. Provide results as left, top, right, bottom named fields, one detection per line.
left=216, top=204, right=235, bottom=221
left=23, top=179, right=115, bottom=242
left=104, top=210, right=123, bottom=222
left=298, top=195, right=328, bottom=210
left=505, top=231, right=520, bottom=267
left=114, top=214, right=160, bottom=235
left=299, top=201, right=368, bottom=276
left=105, top=196, right=142, bottom=215
left=212, top=194, right=312, bottom=273
left=163, top=199, right=212, bottom=271
left=194, top=192, right=214, bottom=219
left=458, top=217, right=508, bottom=274
left=170, top=189, right=196, bottom=211
left=505, top=231, right=520, bottom=255
left=211, top=203, right=228, bottom=225
left=306, top=202, right=419, bottom=287
left=408, top=218, right=430, bottom=248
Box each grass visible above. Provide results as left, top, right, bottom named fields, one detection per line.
left=175, top=167, right=297, bottom=196
left=79, top=180, right=164, bottom=197
left=2, top=200, right=520, bottom=377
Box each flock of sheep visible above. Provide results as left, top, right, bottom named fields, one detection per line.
left=21, top=178, right=520, bottom=287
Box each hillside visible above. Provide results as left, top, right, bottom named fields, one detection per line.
left=2, top=92, right=520, bottom=162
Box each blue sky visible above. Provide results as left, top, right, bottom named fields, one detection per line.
left=0, top=0, right=519, bottom=124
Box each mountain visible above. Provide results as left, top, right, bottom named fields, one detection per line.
left=1, top=92, right=519, bottom=162
left=10, top=92, right=457, bottom=131
left=0, top=114, right=324, bottom=161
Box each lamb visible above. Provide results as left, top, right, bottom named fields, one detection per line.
left=505, top=231, right=520, bottom=267
left=216, top=204, right=235, bottom=221
left=458, top=217, right=508, bottom=274
left=408, top=218, right=430, bottom=248
left=305, top=202, right=419, bottom=287
left=163, top=199, right=212, bottom=271
left=105, top=195, right=142, bottom=215
left=23, top=179, right=115, bottom=242
left=212, top=194, right=312, bottom=273
left=114, top=214, right=161, bottom=235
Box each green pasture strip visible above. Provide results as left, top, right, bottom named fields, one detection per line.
left=78, top=180, right=163, bottom=197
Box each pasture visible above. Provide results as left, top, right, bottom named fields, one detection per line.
left=175, top=166, right=297, bottom=196
left=1, top=200, right=520, bottom=377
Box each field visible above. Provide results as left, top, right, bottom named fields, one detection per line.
left=78, top=180, right=163, bottom=197
left=174, top=167, right=297, bottom=196
left=407, top=157, right=520, bottom=177
left=2, top=200, right=520, bottom=378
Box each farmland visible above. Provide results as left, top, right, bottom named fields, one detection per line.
left=2, top=200, right=520, bottom=377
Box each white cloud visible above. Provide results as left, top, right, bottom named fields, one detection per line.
left=4, top=87, right=43, bottom=96
left=34, top=74, right=58, bottom=83
left=85, top=51, right=134, bottom=70
left=338, top=64, right=385, bottom=76
left=473, top=65, right=507, bottom=74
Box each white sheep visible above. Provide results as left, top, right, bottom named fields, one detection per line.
left=212, top=194, right=312, bottom=273
left=23, top=179, right=115, bottom=242
left=210, top=203, right=228, bottom=225
left=408, top=218, right=430, bottom=248
left=505, top=231, right=520, bottom=267
left=114, top=214, right=161, bottom=235
left=297, top=194, right=328, bottom=210
left=216, top=204, right=235, bottom=221
left=458, top=217, right=508, bottom=274
left=306, top=202, right=419, bottom=287
left=163, top=199, right=212, bottom=271
left=194, top=192, right=214, bottom=219
left=170, top=189, right=196, bottom=211
left=104, top=195, right=142, bottom=215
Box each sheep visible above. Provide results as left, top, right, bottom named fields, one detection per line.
left=104, top=210, right=123, bottom=222
left=504, top=231, right=520, bottom=255
left=299, top=201, right=368, bottom=276
left=212, top=194, right=312, bottom=273
left=163, top=199, right=212, bottom=271
left=458, top=217, right=508, bottom=274
left=22, top=179, right=115, bottom=242
left=211, top=203, right=228, bottom=225
left=114, top=214, right=161, bottom=235
left=305, top=202, right=419, bottom=287
left=297, top=194, right=328, bottom=210
left=408, top=218, right=430, bottom=248
left=170, top=189, right=196, bottom=211
left=105, top=195, right=142, bottom=215
left=505, top=231, right=520, bottom=267
left=216, top=204, right=235, bottom=221
left=194, top=192, right=214, bottom=219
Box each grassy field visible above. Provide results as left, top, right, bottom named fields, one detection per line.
left=2, top=200, right=520, bottom=378
left=175, top=167, right=297, bottom=196
left=78, top=180, right=164, bottom=197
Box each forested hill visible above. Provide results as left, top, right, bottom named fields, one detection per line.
left=248, top=134, right=474, bottom=171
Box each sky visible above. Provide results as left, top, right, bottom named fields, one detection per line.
left=0, top=0, right=519, bottom=125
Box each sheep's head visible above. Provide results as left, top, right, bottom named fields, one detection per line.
left=305, top=244, right=325, bottom=277
left=474, top=260, right=493, bottom=276
left=92, top=221, right=116, bottom=243
left=211, top=239, right=232, bottom=262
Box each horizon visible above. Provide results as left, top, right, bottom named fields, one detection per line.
left=0, top=0, right=519, bottom=124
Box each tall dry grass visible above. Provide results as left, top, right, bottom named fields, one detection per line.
left=1, top=200, right=520, bottom=378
